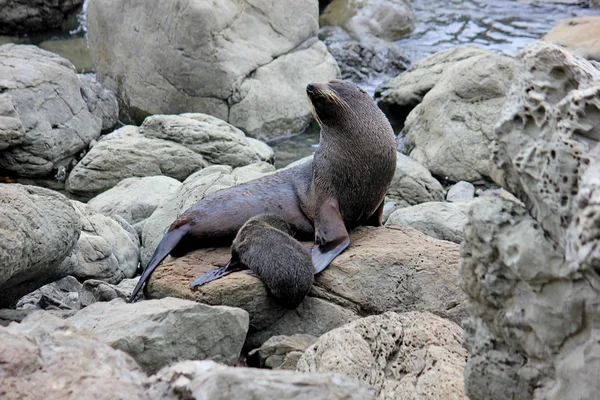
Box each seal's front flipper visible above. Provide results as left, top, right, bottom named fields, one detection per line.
left=190, top=259, right=246, bottom=289
left=312, top=197, right=350, bottom=274
left=312, top=237, right=351, bottom=274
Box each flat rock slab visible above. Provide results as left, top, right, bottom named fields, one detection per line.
left=68, top=297, right=249, bottom=375
left=146, top=225, right=467, bottom=347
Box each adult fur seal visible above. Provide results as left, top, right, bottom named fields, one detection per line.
left=193, top=213, right=314, bottom=309
left=128, top=79, right=396, bottom=302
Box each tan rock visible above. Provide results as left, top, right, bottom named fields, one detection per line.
left=543, top=17, right=600, bottom=61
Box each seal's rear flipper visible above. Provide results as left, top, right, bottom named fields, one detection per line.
left=128, top=227, right=189, bottom=303
left=311, top=237, right=351, bottom=274
left=190, top=259, right=246, bottom=289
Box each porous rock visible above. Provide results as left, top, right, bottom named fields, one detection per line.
left=0, top=184, right=80, bottom=308
left=397, top=47, right=515, bottom=183
left=68, top=297, right=249, bottom=375
left=146, top=360, right=376, bottom=400
left=87, top=175, right=182, bottom=235
left=543, top=17, right=600, bottom=62
left=385, top=201, right=471, bottom=244
left=140, top=162, right=276, bottom=267
left=254, top=334, right=318, bottom=370
left=461, top=41, right=600, bottom=400
left=0, top=44, right=117, bottom=178
left=86, top=0, right=339, bottom=138
left=387, top=152, right=445, bottom=207
left=0, top=312, right=146, bottom=400
left=70, top=201, right=140, bottom=284
left=0, top=0, right=83, bottom=34
left=320, top=0, right=416, bottom=43
left=297, top=311, right=468, bottom=400
left=145, top=225, right=467, bottom=348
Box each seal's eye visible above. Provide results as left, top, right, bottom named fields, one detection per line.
left=359, top=87, right=367, bottom=94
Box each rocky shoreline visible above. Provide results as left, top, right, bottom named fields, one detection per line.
left=1, top=1, right=600, bottom=399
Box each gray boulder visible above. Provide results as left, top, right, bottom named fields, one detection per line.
left=461, top=42, right=600, bottom=400
left=386, top=201, right=471, bottom=244
left=70, top=201, right=140, bottom=284
left=0, top=184, right=80, bottom=308
left=86, top=0, right=339, bottom=138
left=0, top=44, right=117, bottom=178
left=387, top=152, right=445, bottom=207
left=446, top=181, right=476, bottom=202
left=16, top=276, right=82, bottom=310
left=79, top=278, right=141, bottom=307
left=298, top=311, right=468, bottom=400
left=0, top=0, right=83, bottom=34
left=68, top=297, right=249, bottom=375
left=87, top=175, right=182, bottom=235
left=253, top=334, right=318, bottom=370
left=396, top=47, right=515, bottom=183
left=320, top=0, right=416, bottom=43
left=140, top=162, right=276, bottom=267
left=146, top=360, right=376, bottom=400
left=0, top=312, right=146, bottom=399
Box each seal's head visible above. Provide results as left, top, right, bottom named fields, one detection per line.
left=306, top=80, right=373, bottom=127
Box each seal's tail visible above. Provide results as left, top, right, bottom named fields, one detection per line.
left=128, top=227, right=189, bottom=303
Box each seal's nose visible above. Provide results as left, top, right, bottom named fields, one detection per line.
left=306, top=83, right=315, bottom=94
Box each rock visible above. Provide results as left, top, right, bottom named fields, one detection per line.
left=0, top=184, right=80, bottom=308
left=446, top=181, right=475, bottom=202
left=140, top=162, right=276, bottom=267
left=70, top=201, right=140, bottom=284
left=0, top=0, right=83, bottom=34
left=68, top=297, right=249, bottom=375
left=146, top=226, right=467, bottom=348
left=381, top=200, right=396, bottom=224
left=139, top=114, right=274, bottom=167
left=254, top=334, right=318, bottom=370
left=543, top=17, right=600, bottom=61
left=66, top=126, right=207, bottom=199
left=461, top=42, right=600, bottom=400
left=297, top=311, right=468, bottom=400
left=16, top=276, right=82, bottom=310
left=320, top=0, right=416, bottom=43
left=388, top=152, right=445, bottom=207
left=86, top=0, right=339, bottom=138
left=398, top=47, right=515, bottom=183
left=79, top=278, right=140, bottom=307
left=321, top=33, right=410, bottom=83
left=0, top=44, right=117, bottom=178
left=87, top=175, right=182, bottom=235
left=386, top=201, right=471, bottom=244
left=0, top=308, right=75, bottom=326
left=146, top=360, right=376, bottom=400
left=375, top=46, right=504, bottom=130
left=0, top=312, right=146, bottom=400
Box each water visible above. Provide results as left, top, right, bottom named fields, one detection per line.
left=1, top=0, right=598, bottom=166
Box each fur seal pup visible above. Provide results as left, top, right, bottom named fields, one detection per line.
left=128, top=79, right=396, bottom=302
left=193, top=213, right=314, bottom=309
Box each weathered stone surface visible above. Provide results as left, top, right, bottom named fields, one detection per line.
left=0, top=313, right=146, bottom=400
left=139, top=113, right=274, bottom=167
left=0, top=184, right=80, bottom=308
left=0, top=308, right=75, bottom=326
left=70, top=201, right=140, bottom=284
left=0, top=44, right=117, bottom=179
left=140, top=162, right=276, bottom=267
left=255, top=334, right=318, bottom=370
left=87, top=175, right=182, bottom=235
left=69, top=297, right=249, bottom=375
left=86, top=0, right=339, bottom=138
left=447, top=181, right=476, bottom=202
left=543, top=17, right=600, bottom=61
left=79, top=278, right=140, bottom=307
left=146, top=226, right=467, bottom=348
left=320, top=0, right=416, bottom=43
left=387, top=152, right=445, bottom=207
left=146, top=360, right=376, bottom=400
left=298, top=311, right=468, bottom=400
left=0, top=0, right=83, bottom=34
left=66, top=125, right=207, bottom=199
left=16, top=275, right=82, bottom=310
left=391, top=47, right=515, bottom=183
left=461, top=42, right=600, bottom=400
left=386, top=201, right=470, bottom=244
